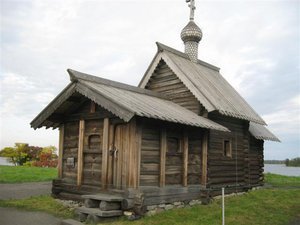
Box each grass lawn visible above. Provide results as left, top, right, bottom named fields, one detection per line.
left=0, top=172, right=299, bottom=224
left=0, top=195, right=74, bottom=219
left=264, top=173, right=300, bottom=187
left=0, top=165, right=57, bottom=183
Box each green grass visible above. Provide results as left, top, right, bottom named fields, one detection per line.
left=0, top=173, right=299, bottom=224
left=0, top=165, right=57, bottom=183
left=0, top=195, right=74, bottom=219
left=264, top=173, right=300, bottom=187
left=109, top=188, right=300, bottom=225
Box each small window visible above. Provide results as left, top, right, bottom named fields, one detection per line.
left=223, top=139, right=232, bottom=157
left=167, top=137, right=182, bottom=155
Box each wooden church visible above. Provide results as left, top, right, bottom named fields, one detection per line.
left=31, top=0, right=279, bottom=218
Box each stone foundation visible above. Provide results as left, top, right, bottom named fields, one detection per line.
left=145, top=199, right=202, bottom=216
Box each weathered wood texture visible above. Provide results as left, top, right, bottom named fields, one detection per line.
left=140, top=120, right=161, bottom=186
left=77, top=120, right=85, bottom=186
left=62, top=121, right=79, bottom=184
left=101, top=118, right=110, bottom=189
left=165, top=128, right=183, bottom=185
left=81, top=119, right=103, bottom=187
left=145, top=60, right=201, bottom=114
left=248, top=136, right=264, bottom=186
left=207, top=113, right=249, bottom=188
left=188, top=129, right=203, bottom=185
left=112, top=118, right=141, bottom=189
left=58, top=125, right=64, bottom=179
left=140, top=119, right=204, bottom=187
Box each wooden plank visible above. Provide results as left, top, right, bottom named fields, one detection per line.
left=58, top=125, right=64, bottom=179
left=77, top=120, right=85, bottom=186
left=101, top=118, right=110, bottom=189
left=136, top=123, right=142, bottom=188
left=107, top=124, right=115, bottom=187
left=182, top=130, right=188, bottom=187
left=160, top=128, right=167, bottom=187
left=201, top=131, right=208, bottom=186
left=90, top=101, right=96, bottom=113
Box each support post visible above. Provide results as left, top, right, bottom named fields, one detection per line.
left=102, top=118, right=110, bottom=189
left=201, top=131, right=208, bottom=186
left=77, top=120, right=85, bottom=186
left=183, top=130, right=188, bottom=187
left=160, top=128, right=167, bottom=187
left=58, top=125, right=64, bottom=179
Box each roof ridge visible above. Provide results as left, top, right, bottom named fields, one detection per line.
left=156, top=42, right=220, bottom=72
left=67, top=69, right=169, bottom=100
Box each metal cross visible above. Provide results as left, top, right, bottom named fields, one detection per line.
left=186, top=0, right=196, bottom=21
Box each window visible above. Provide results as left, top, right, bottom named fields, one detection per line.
left=167, top=137, right=182, bottom=155
left=223, top=139, right=232, bottom=157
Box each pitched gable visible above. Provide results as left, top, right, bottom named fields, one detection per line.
left=145, top=59, right=202, bottom=115
left=139, top=42, right=266, bottom=125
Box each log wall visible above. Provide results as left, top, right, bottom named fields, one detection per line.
left=249, top=136, right=264, bottom=186
left=145, top=60, right=201, bottom=114
left=62, top=121, right=79, bottom=184
left=139, top=119, right=203, bottom=187
left=140, top=121, right=160, bottom=186
left=207, top=113, right=249, bottom=188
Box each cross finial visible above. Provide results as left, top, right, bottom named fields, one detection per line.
left=186, top=0, right=196, bottom=21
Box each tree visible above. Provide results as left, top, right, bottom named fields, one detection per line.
left=0, top=147, right=18, bottom=165
left=0, top=143, right=29, bottom=166
left=285, top=158, right=290, bottom=166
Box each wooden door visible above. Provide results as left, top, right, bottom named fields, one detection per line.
left=110, top=124, right=130, bottom=189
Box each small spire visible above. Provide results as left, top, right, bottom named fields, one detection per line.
left=181, top=0, right=202, bottom=63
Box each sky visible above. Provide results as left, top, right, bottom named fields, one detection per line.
left=0, top=0, right=299, bottom=160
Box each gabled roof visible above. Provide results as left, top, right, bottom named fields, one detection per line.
left=139, top=42, right=266, bottom=125
left=31, top=69, right=229, bottom=132
left=249, top=122, right=280, bottom=142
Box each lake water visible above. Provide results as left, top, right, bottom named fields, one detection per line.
left=1, top=157, right=299, bottom=176
left=0, top=157, right=14, bottom=166
left=264, top=164, right=300, bottom=177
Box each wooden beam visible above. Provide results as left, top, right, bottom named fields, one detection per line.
left=101, top=118, right=110, bottom=189
left=77, top=120, right=85, bottom=186
left=107, top=124, right=115, bottom=188
left=135, top=123, right=142, bottom=188
left=90, top=101, right=96, bottom=113
left=160, top=128, right=167, bottom=187
left=58, top=125, right=64, bottom=179
left=201, top=131, right=208, bottom=187
left=182, top=129, right=188, bottom=187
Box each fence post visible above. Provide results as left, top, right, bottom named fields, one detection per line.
left=222, top=187, right=225, bottom=225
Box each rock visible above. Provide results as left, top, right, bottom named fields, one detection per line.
left=146, top=205, right=157, bottom=211
left=165, top=204, right=174, bottom=210
left=173, top=202, right=182, bottom=206
left=158, top=204, right=166, bottom=208
left=145, top=210, right=156, bottom=216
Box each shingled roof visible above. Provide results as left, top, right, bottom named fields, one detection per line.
left=30, top=69, right=229, bottom=132
left=249, top=122, right=280, bottom=142
left=139, top=42, right=266, bottom=125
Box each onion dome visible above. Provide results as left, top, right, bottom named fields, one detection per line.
left=181, top=20, right=202, bottom=43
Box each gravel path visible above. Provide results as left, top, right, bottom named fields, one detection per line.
left=0, top=181, right=52, bottom=200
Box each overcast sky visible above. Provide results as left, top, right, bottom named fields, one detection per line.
left=0, top=0, right=299, bottom=160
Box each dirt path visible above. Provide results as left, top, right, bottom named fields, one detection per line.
left=0, top=181, right=52, bottom=200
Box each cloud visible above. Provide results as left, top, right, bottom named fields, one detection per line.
left=263, top=95, right=300, bottom=134
left=0, top=0, right=299, bottom=160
